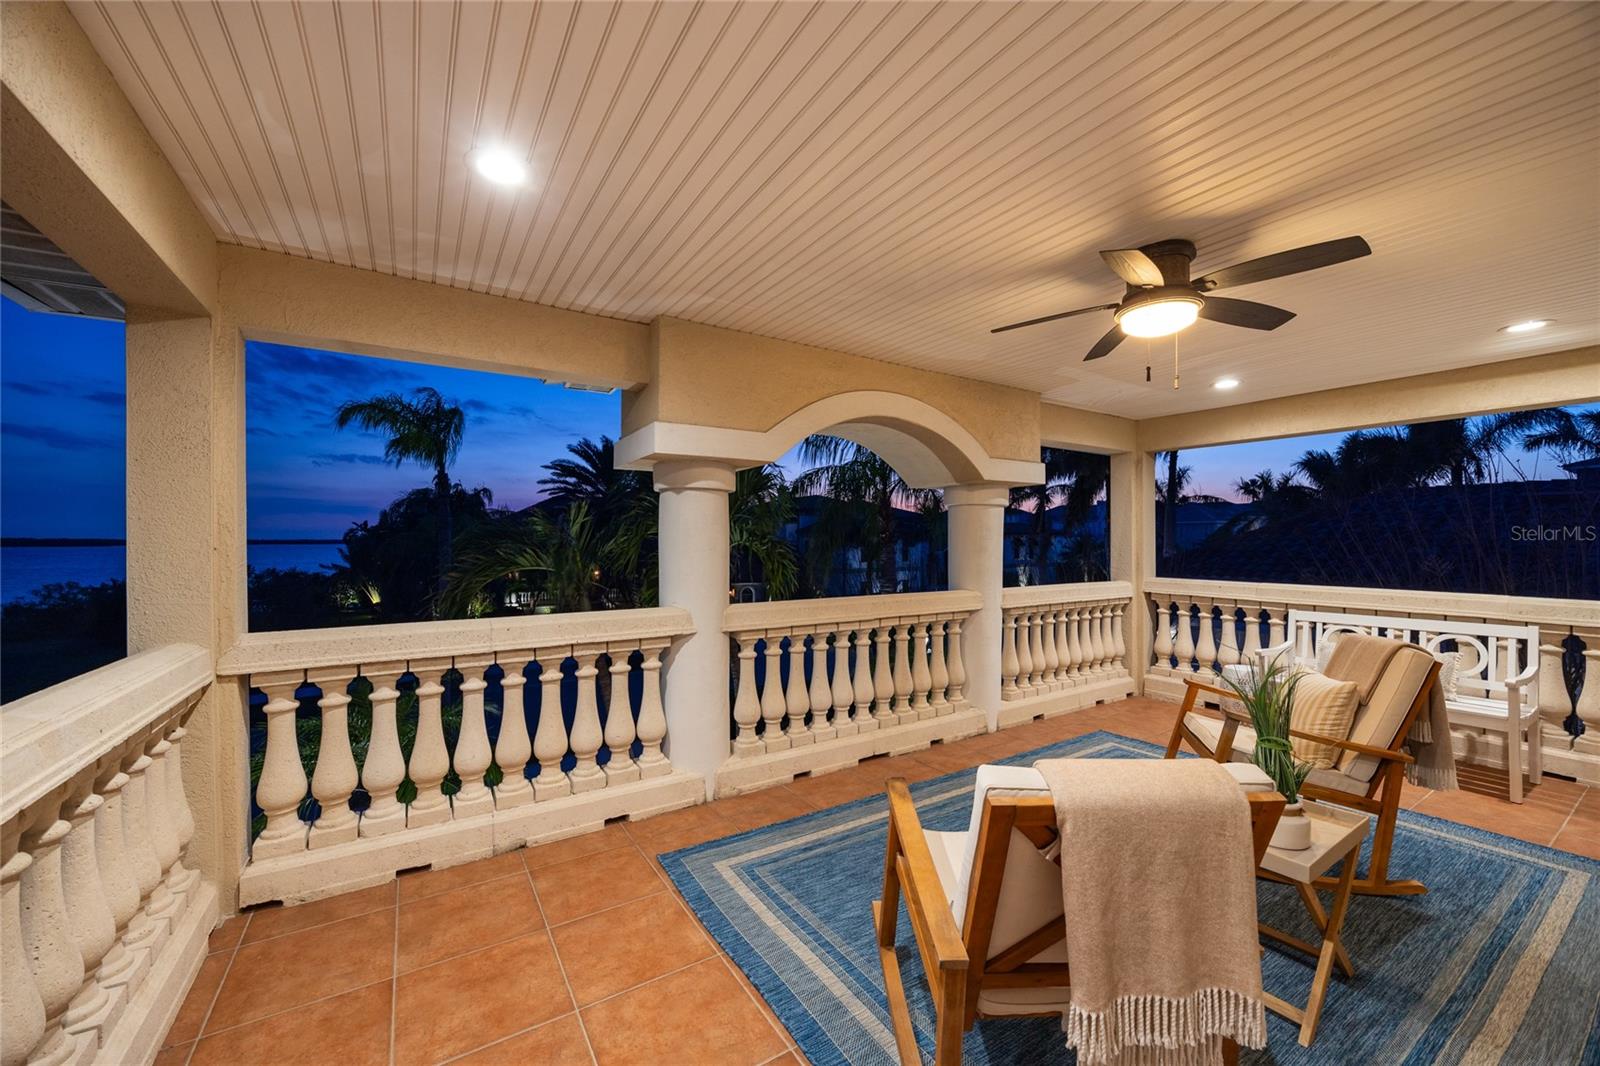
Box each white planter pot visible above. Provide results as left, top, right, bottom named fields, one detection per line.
left=1270, top=802, right=1312, bottom=851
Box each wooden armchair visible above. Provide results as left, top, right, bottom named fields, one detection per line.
left=1164, top=651, right=1441, bottom=897
left=873, top=768, right=1285, bottom=1066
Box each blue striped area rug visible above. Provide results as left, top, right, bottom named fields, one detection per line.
left=661, top=732, right=1600, bottom=1066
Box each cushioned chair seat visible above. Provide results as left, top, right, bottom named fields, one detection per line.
left=1184, top=712, right=1367, bottom=797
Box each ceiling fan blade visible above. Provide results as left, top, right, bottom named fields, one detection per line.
left=991, top=303, right=1117, bottom=334
left=1198, top=297, right=1296, bottom=330
left=1192, top=236, right=1371, bottom=292
left=1099, top=248, right=1165, bottom=287
left=1082, top=327, right=1127, bottom=361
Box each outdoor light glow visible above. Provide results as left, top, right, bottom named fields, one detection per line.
left=470, top=147, right=528, bottom=186
left=1501, top=319, right=1550, bottom=334
left=1213, top=377, right=1240, bottom=390
left=1117, top=297, right=1202, bottom=338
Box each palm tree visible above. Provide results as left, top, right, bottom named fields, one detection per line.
left=1159, top=450, right=1181, bottom=561
left=1010, top=448, right=1108, bottom=582
left=335, top=387, right=466, bottom=604
left=729, top=465, right=799, bottom=600
left=443, top=502, right=611, bottom=615
left=794, top=435, right=941, bottom=594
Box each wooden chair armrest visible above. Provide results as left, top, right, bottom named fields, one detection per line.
left=1287, top=728, right=1415, bottom=764
left=884, top=779, right=968, bottom=971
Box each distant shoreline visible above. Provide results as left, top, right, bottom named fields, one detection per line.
left=3, top=538, right=343, bottom=547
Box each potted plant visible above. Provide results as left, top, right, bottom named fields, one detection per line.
left=1222, top=652, right=1313, bottom=850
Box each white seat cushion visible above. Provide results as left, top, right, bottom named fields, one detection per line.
left=1184, top=711, right=1257, bottom=762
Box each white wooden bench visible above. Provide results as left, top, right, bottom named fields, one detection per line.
left=1259, top=610, right=1542, bottom=802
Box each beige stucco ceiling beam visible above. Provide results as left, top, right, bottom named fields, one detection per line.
left=1038, top=402, right=1138, bottom=456
left=0, top=2, right=216, bottom=317
left=1134, top=346, right=1600, bottom=454
left=217, top=245, right=650, bottom=388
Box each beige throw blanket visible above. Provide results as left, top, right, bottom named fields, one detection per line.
left=1325, top=635, right=1458, bottom=789
left=1031, top=758, right=1265, bottom=1066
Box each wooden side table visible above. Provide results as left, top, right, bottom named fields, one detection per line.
left=1257, top=800, right=1369, bottom=1047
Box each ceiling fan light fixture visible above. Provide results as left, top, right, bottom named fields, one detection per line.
left=1115, top=293, right=1203, bottom=338
left=1500, top=319, right=1551, bottom=334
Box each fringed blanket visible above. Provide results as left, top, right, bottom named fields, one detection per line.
left=1326, top=635, right=1458, bottom=790
left=1031, top=758, right=1266, bottom=1066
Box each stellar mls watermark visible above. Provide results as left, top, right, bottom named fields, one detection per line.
left=1509, top=524, right=1597, bottom=542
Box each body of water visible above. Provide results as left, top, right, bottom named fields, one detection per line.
left=1, top=543, right=345, bottom=603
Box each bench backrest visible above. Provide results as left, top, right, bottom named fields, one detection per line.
left=1284, top=609, right=1539, bottom=702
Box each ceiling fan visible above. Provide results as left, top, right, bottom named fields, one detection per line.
left=991, top=236, right=1371, bottom=361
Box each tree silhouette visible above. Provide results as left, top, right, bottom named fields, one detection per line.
left=794, top=435, right=941, bottom=594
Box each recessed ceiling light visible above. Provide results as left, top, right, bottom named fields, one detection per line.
left=1501, top=319, right=1551, bottom=334
left=469, top=147, right=528, bottom=187
left=1213, top=377, right=1240, bottom=391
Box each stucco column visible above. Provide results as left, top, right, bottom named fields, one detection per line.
left=1109, top=450, right=1156, bottom=691
left=653, top=459, right=737, bottom=797
left=946, top=482, right=1009, bottom=729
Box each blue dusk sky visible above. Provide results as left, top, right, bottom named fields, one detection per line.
left=0, top=293, right=1590, bottom=540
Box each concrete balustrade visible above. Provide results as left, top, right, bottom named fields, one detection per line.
left=216, top=609, right=700, bottom=907
left=1143, top=578, right=1600, bottom=785
left=996, top=582, right=1137, bottom=727
left=0, top=645, right=217, bottom=1066
left=718, top=591, right=986, bottom=796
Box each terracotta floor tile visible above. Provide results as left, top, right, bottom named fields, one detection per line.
left=581, top=957, right=788, bottom=1066
left=523, top=822, right=632, bottom=870
left=206, top=909, right=396, bottom=1031
left=782, top=763, right=884, bottom=808
left=1410, top=783, right=1581, bottom=845
left=453, top=1014, right=592, bottom=1066
left=761, top=1052, right=804, bottom=1066
left=721, top=956, right=793, bottom=1045
left=531, top=847, right=665, bottom=924
left=623, top=805, right=727, bottom=856
left=397, top=850, right=526, bottom=903
left=709, top=787, right=817, bottom=832
left=552, top=892, right=714, bottom=1005
left=1552, top=788, right=1600, bottom=859
left=399, top=873, right=543, bottom=973
left=857, top=754, right=943, bottom=788
left=206, top=914, right=248, bottom=955
left=243, top=881, right=395, bottom=944
left=394, top=931, right=571, bottom=1066
left=162, top=951, right=229, bottom=1048
left=190, top=980, right=391, bottom=1066
left=153, top=1042, right=192, bottom=1066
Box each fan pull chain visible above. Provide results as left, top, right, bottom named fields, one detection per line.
left=1145, top=338, right=1152, bottom=384
left=1172, top=334, right=1180, bottom=390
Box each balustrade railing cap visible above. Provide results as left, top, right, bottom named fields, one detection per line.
left=218, top=607, right=694, bottom=676
left=723, top=589, right=982, bottom=632
left=1001, top=581, right=1132, bottom=610
left=2, top=643, right=211, bottom=826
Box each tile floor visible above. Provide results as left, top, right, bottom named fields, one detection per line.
left=160, top=698, right=1596, bottom=1066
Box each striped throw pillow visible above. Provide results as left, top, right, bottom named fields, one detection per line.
left=1290, top=671, right=1361, bottom=769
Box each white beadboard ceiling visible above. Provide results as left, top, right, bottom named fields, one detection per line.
left=71, top=1, right=1600, bottom=418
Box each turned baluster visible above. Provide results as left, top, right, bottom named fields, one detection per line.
left=810, top=631, right=838, bottom=742
left=1029, top=612, right=1048, bottom=689
left=603, top=648, right=642, bottom=784
left=164, top=713, right=200, bottom=900
left=89, top=758, right=139, bottom=1001
left=1040, top=610, right=1061, bottom=690
left=407, top=661, right=453, bottom=825
left=1111, top=603, right=1128, bottom=671
left=785, top=633, right=814, bottom=746
left=1099, top=605, right=1116, bottom=674
left=1066, top=608, right=1085, bottom=682
left=946, top=619, right=967, bottom=708
left=121, top=747, right=170, bottom=957
left=1174, top=603, right=1197, bottom=673
left=452, top=657, right=496, bottom=816
left=1020, top=612, right=1040, bottom=694
left=1576, top=650, right=1600, bottom=734
left=253, top=673, right=308, bottom=857
left=1055, top=609, right=1075, bottom=685
left=358, top=664, right=407, bottom=836
left=891, top=623, right=915, bottom=725
left=761, top=634, right=790, bottom=751
left=1266, top=609, right=1287, bottom=653
left=1152, top=602, right=1174, bottom=671
left=929, top=620, right=951, bottom=714
left=493, top=660, right=535, bottom=806
left=1001, top=612, right=1021, bottom=700
left=141, top=731, right=183, bottom=927
left=1195, top=603, right=1219, bottom=673
left=533, top=652, right=572, bottom=801
left=910, top=622, right=933, bottom=719
left=568, top=646, right=607, bottom=793
left=1074, top=606, right=1095, bottom=675
left=873, top=625, right=896, bottom=725
left=60, top=770, right=114, bottom=1049
left=636, top=643, right=672, bottom=777
left=19, top=795, right=85, bottom=1065
left=852, top=630, right=878, bottom=732
left=731, top=634, right=762, bottom=756
left=1241, top=608, right=1264, bottom=664
left=831, top=631, right=858, bottom=737
left=308, top=670, right=359, bottom=847
left=2, top=824, right=45, bottom=1066
left=1217, top=604, right=1241, bottom=667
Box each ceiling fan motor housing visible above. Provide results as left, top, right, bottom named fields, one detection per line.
left=1136, top=239, right=1197, bottom=286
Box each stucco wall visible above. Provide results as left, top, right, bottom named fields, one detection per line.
left=0, top=1, right=216, bottom=315
left=1039, top=401, right=1138, bottom=455
left=628, top=317, right=1043, bottom=464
